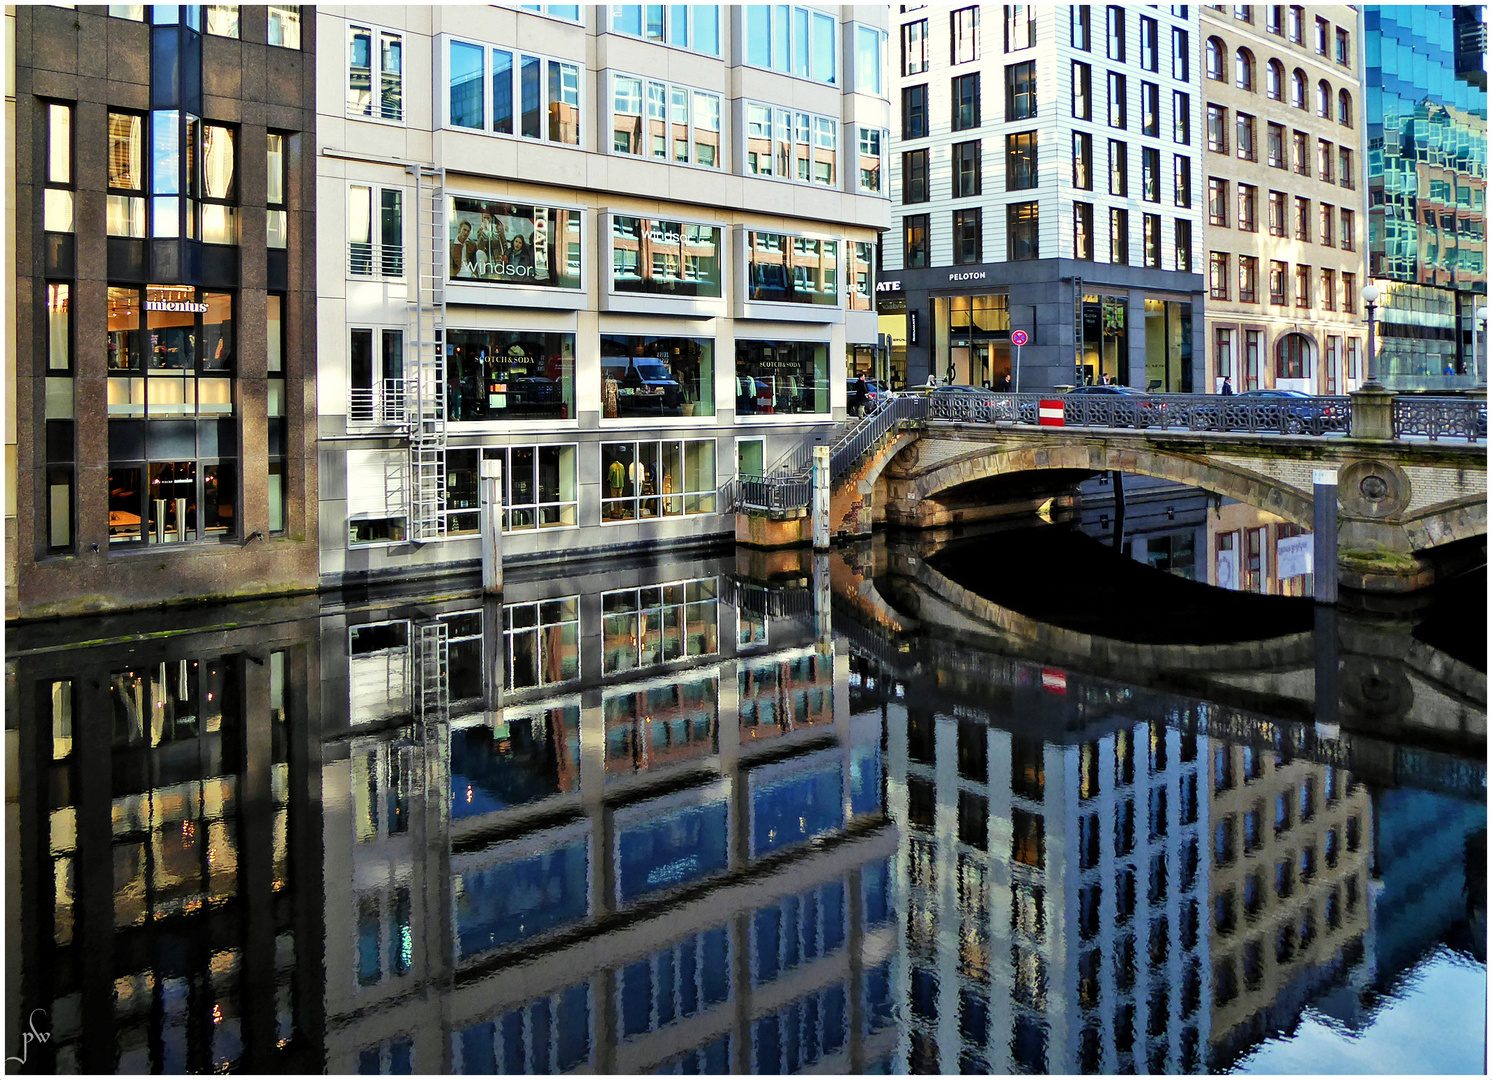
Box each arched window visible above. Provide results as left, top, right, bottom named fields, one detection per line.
left=1207, top=37, right=1226, bottom=80
left=1338, top=89, right=1353, bottom=128
left=1316, top=80, right=1331, bottom=118
left=1276, top=333, right=1312, bottom=380
left=1266, top=59, right=1284, bottom=100
left=1290, top=69, right=1307, bottom=109
left=1235, top=48, right=1255, bottom=91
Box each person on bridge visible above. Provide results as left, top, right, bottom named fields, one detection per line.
left=852, top=375, right=868, bottom=416
left=1221, top=375, right=1234, bottom=396
left=1000, top=373, right=1012, bottom=392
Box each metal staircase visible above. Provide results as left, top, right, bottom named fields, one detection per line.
left=407, top=164, right=447, bottom=542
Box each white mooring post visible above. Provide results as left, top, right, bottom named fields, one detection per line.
left=812, top=444, right=831, bottom=550
left=481, top=456, right=504, bottom=594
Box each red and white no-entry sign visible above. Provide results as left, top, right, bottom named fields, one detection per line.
left=1039, top=399, right=1065, bottom=426
left=1011, top=329, right=1029, bottom=346
left=1041, top=666, right=1067, bottom=694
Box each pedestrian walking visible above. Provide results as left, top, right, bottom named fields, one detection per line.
left=1221, top=375, right=1234, bottom=396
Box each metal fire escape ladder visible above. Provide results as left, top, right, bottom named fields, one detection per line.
left=413, top=619, right=450, bottom=799
left=408, top=165, right=447, bottom=542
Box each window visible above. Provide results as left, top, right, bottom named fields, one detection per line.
left=858, top=128, right=886, bottom=194
left=610, top=216, right=722, bottom=298
left=1266, top=5, right=1283, bottom=33
left=1073, top=6, right=1091, bottom=50
left=1210, top=252, right=1230, bottom=299
left=447, top=196, right=581, bottom=288
left=613, top=75, right=717, bottom=167
left=1338, top=89, right=1353, bottom=128
left=954, top=140, right=981, bottom=197
left=1110, top=208, right=1129, bottom=266
left=1238, top=184, right=1257, bottom=231
left=1141, top=81, right=1159, bottom=137
left=952, top=7, right=980, bottom=64
left=611, top=5, right=721, bottom=55
left=44, top=102, right=73, bottom=234
left=741, top=104, right=832, bottom=184
left=902, top=84, right=928, bottom=139
left=267, top=5, right=301, bottom=48
left=1278, top=331, right=1309, bottom=378
left=445, top=328, right=575, bottom=421
left=266, top=133, right=288, bottom=249
left=1141, top=147, right=1159, bottom=202
left=1177, top=217, right=1192, bottom=268
left=203, top=4, right=239, bottom=36
left=1266, top=59, right=1284, bottom=100
left=1267, top=122, right=1285, bottom=168
left=1109, top=72, right=1127, bottom=129
left=745, top=232, right=839, bottom=306
left=1291, top=68, right=1306, bottom=109
left=1336, top=26, right=1351, bottom=66
left=348, top=23, right=403, bottom=122
left=1207, top=104, right=1227, bottom=153
left=904, top=214, right=929, bottom=268
left=1316, top=79, right=1332, bottom=119
left=1073, top=61, right=1092, bottom=120
left=347, top=327, right=404, bottom=425
left=735, top=339, right=829, bottom=417
left=1269, top=260, right=1287, bottom=304
left=1208, top=177, right=1229, bottom=227
left=1320, top=203, right=1334, bottom=246
left=1005, top=4, right=1034, bottom=51
left=1140, top=15, right=1158, bottom=71
left=457, top=45, right=581, bottom=146
left=1007, top=202, right=1038, bottom=260
left=1287, top=5, right=1303, bottom=43
left=1236, top=112, right=1256, bottom=160
left=1268, top=190, right=1286, bottom=236
left=1005, top=63, right=1034, bottom=122
left=1343, top=273, right=1357, bottom=312
left=1294, top=196, right=1311, bottom=241
left=1321, top=267, right=1336, bottom=310
left=1239, top=255, right=1258, bottom=302
left=1006, top=132, right=1037, bottom=190
left=1107, top=6, right=1126, bottom=62
left=902, top=149, right=929, bottom=203
left=1074, top=202, right=1094, bottom=260
left=1173, top=28, right=1189, bottom=80
left=1339, top=146, right=1355, bottom=189
left=1012, top=808, right=1044, bottom=868
left=1341, top=208, right=1355, bottom=251
left=1294, top=265, right=1311, bottom=307
left=1074, top=133, right=1093, bottom=189
left=602, top=440, right=716, bottom=520
left=1244, top=329, right=1262, bottom=387
left=1174, top=154, right=1192, bottom=207
left=901, top=18, right=927, bottom=75
left=1109, top=140, right=1127, bottom=196
left=1174, top=91, right=1191, bottom=144
left=1143, top=214, right=1160, bottom=267
left=955, top=72, right=983, bottom=129
left=1315, top=16, right=1329, bottom=54
left=953, top=208, right=982, bottom=265
left=1205, top=36, right=1224, bottom=80
left=1318, top=139, right=1334, bottom=182
left=856, top=25, right=885, bottom=93
left=744, top=5, right=838, bottom=83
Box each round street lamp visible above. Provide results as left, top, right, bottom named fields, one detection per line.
left=1360, top=284, right=1382, bottom=390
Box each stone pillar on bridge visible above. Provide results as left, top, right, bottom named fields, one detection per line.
left=1348, top=387, right=1395, bottom=440
left=1334, top=457, right=1434, bottom=592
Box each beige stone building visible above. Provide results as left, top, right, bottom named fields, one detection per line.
left=1200, top=5, right=1367, bottom=394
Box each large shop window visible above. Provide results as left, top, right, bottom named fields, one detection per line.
left=446, top=329, right=575, bottom=422
left=107, top=285, right=235, bottom=416
left=735, top=340, right=829, bottom=416
left=746, top=233, right=839, bottom=306
left=108, top=459, right=237, bottom=546
left=601, top=335, right=715, bottom=418
left=447, top=40, right=581, bottom=145
left=461, top=445, right=578, bottom=532
left=611, top=217, right=721, bottom=298
left=448, top=196, right=581, bottom=289
left=742, top=104, right=838, bottom=187
left=611, top=75, right=721, bottom=168
left=602, top=440, right=717, bottom=520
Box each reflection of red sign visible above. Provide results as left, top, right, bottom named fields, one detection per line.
left=1041, top=667, right=1067, bottom=694
left=1039, top=400, right=1064, bottom=426
left=1011, top=329, right=1029, bottom=346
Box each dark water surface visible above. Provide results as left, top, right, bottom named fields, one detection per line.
left=6, top=529, right=1485, bottom=1074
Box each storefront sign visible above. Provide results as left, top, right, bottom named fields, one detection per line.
left=908, top=310, right=920, bottom=344
left=875, top=279, right=903, bottom=293
left=948, top=270, right=987, bottom=283
left=146, top=300, right=209, bottom=313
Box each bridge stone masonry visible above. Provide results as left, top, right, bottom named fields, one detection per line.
left=736, top=392, right=1488, bottom=595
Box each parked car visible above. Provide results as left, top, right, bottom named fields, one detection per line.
left=1064, top=383, right=1168, bottom=427
left=1234, top=388, right=1336, bottom=435
left=1064, top=384, right=1147, bottom=396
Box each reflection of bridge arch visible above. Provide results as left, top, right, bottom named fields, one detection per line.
left=900, top=439, right=1314, bottom=528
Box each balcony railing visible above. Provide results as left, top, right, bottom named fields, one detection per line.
left=349, top=379, right=407, bottom=426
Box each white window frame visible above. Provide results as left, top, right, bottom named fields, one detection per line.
left=347, top=183, right=405, bottom=279
left=741, top=101, right=839, bottom=190
left=442, top=37, right=584, bottom=149
left=854, top=25, right=887, bottom=94
left=607, top=72, right=722, bottom=170
left=517, top=4, right=584, bottom=24
left=607, top=4, right=722, bottom=56
left=742, top=5, right=838, bottom=85
left=856, top=126, right=888, bottom=195
left=600, top=439, right=719, bottom=524
left=479, top=444, right=581, bottom=533
left=347, top=325, right=406, bottom=427
left=347, top=21, right=404, bottom=123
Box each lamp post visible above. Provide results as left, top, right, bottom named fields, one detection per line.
left=1360, top=284, right=1381, bottom=389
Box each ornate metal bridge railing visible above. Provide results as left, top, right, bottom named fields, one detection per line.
left=1392, top=396, right=1488, bottom=442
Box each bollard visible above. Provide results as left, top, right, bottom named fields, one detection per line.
left=480, top=456, right=504, bottom=594
left=482, top=594, right=505, bottom=717
left=812, top=444, right=831, bottom=550
left=1313, top=603, right=1340, bottom=738
left=1312, top=468, right=1338, bottom=605
left=812, top=551, right=832, bottom=643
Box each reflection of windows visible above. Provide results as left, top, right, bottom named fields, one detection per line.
left=1012, top=807, right=1044, bottom=868
left=747, top=232, right=839, bottom=305
left=446, top=329, right=576, bottom=421
left=601, top=579, right=718, bottom=673
left=609, top=74, right=719, bottom=166
left=622, top=926, right=730, bottom=1039
left=453, top=982, right=592, bottom=1073
left=609, top=3, right=719, bottom=54
left=446, top=41, right=580, bottom=144
left=858, top=128, right=886, bottom=194
left=951, top=7, right=979, bottom=63
left=736, top=339, right=830, bottom=415
left=267, top=5, right=301, bottom=48
left=752, top=879, right=845, bottom=986
left=604, top=675, right=718, bottom=775
left=750, top=984, right=848, bottom=1073
left=744, top=4, right=838, bottom=83
left=740, top=651, right=831, bottom=737
left=504, top=597, right=580, bottom=689
left=901, top=19, right=928, bottom=75
left=355, top=885, right=413, bottom=989
left=611, top=218, right=721, bottom=297
left=348, top=23, right=403, bottom=121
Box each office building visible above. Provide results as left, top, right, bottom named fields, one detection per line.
left=1363, top=5, right=1487, bottom=382
left=883, top=4, right=1206, bottom=393
left=6, top=4, right=320, bottom=620
left=1200, top=4, right=1367, bottom=394
left=314, top=5, right=890, bottom=589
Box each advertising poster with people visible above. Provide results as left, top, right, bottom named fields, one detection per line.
left=448, top=196, right=580, bottom=289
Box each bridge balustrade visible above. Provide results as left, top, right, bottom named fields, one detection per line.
left=1392, top=396, right=1489, bottom=442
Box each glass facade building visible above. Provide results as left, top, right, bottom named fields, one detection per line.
left=1364, top=6, right=1487, bottom=380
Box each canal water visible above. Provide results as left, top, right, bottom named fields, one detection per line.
left=5, top=512, right=1485, bottom=1074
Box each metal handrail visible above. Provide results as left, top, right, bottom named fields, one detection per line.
left=1392, top=396, right=1487, bottom=443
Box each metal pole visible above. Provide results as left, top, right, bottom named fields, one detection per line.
left=812, top=551, right=832, bottom=643
left=480, top=456, right=503, bottom=594
left=1014, top=343, right=1022, bottom=393
left=1312, top=468, right=1338, bottom=605
left=1364, top=300, right=1378, bottom=388
left=1111, top=471, right=1125, bottom=552
left=812, top=445, right=831, bottom=550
